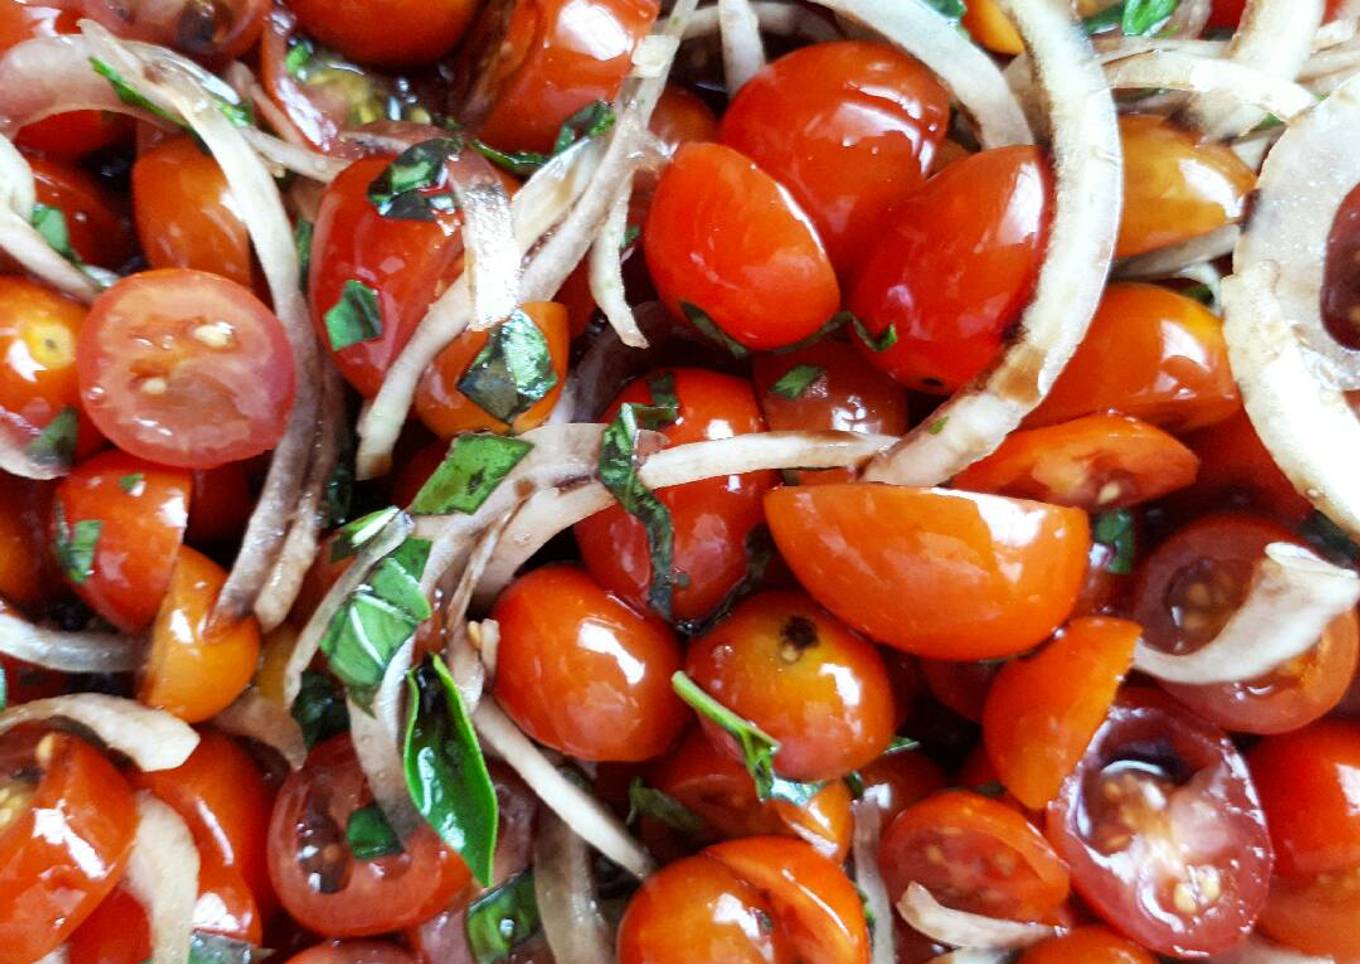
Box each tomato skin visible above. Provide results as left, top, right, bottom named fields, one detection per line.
left=287, top=943, right=419, bottom=964
left=983, top=617, right=1139, bottom=810
left=29, top=156, right=136, bottom=271
left=51, top=450, right=191, bottom=633
left=288, top=0, right=478, bottom=66
left=719, top=41, right=949, bottom=276
left=1017, top=926, right=1157, bottom=964
left=0, top=729, right=138, bottom=961
left=187, top=460, right=256, bottom=546
left=919, top=659, right=999, bottom=724
left=79, top=0, right=267, bottom=59
left=766, top=484, right=1091, bottom=660
left=574, top=369, right=777, bottom=622
left=644, top=142, right=841, bottom=351
left=848, top=146, right=1051, bottom=393
left=1179, top=409, right=1314, bottom=523
left=1256, top=870, right=1360, bottom=958
left=67, top=886, right=152, bottom=964
left=856, top=749, right=948, bottom=825
left=650, top=85, right=719, bottom=156
left=491, top=564, right=687, bottom=761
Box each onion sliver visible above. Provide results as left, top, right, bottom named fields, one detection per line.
left=897, top=882, right=1054, bottom=950
left=717, top=0, right=767, bottom=92
left=1104, top=50, right=1316, bottom=123
left=0, top=694, right=198, bottom=770
left=212, top=687, right=308, bottom=770
left=925, top=953, right=1012, bottom=964
left=1212, top=936, right=1339, bottom=964
left=852, top=797, right=895, bottom=964
left=349, top=638, right=425, bottom=840
left=863, top=0, right=1122, bottom=486
left=1116, top=225, right=1240, bottom=281
left=0, top=610, right=141, bottom=673
left=125, top=793, right=199, bottom=964
left=534, top=809, right=616, bottom=964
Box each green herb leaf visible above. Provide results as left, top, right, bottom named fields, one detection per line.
left=284, top=36, right=314, bottom=76
left=850, top=314, right=899, bottom=353
left=409, top=434, right=534, bottom=515
left=324, top=280, right=383, bottom=352
left=346, top=802, right=403, bottom=860
left=922, top=0, right=967, bottom=22
left=621, top=223, right=641, bottom=250
left=627, top=778, right=704, bottom=834
left=456, top=309, right=559, bottom=425
left=1092, top=508, right=1136, bottom=576
left=927, top=417, right=949, bottom=436
left=25, top=407, right=78, bottom=472
left=971, top=779, right=1007, bottom=798
left=90, top=57, right=250, bottom=129
left=769, top=364, right=825, bottom=400
left=294, top=219, right=314, bottom=291
left=473, top=140, right=552, bottom=177
left=1122, top=0, right=1179, bottom=36
left=331, top=506, right=401, bottom=562
left=405, top=654, right=498, bottom=886
left=0, top=662, right=7, bottom=712
left=52, top=502, right=101, bottom=585
left=844, top=769, right=865, bottom=799
left=31, top=203, right=77, bottom=261
left=465, top=870, right=541, bottom=963
left=368, top=137, right=465, bottom=221
left=680, top=302, right=750, bottom=359
left=188, top=932, right=271, bottom=964
left=291, top=669, right=350, bottom=748
left=118, top=472, right=145, bottom=495
left=885, top=735, right=923, bottom=754
left=552, top=100, right=615, bottom=154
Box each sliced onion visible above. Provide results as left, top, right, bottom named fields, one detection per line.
left=925, top=952, right=1012, bottom=964
left=440, top=517, right=517, bottom=712
left=0, top=694, right=198, bottom=770
left=212, top=687, right=308, bottom=770
left=1165, top=0, right=1213, bottom=37
left=717, top=0, right=767, bottom=92
left=125, top=793, right=199, bottom=964
left=0, top=34, right=165, bottom=134
left=683, top=1, right=840, bottom=42
left=897, top=883, right=1054, bottom=950
left=852, top=798, right=895, bottom=964
left=444, top=146, right=519, bottom=332
left=1116, top=224, right=1240, bottom=280
left=533, top=809, right=616, bottom=964
left=471, top=618, right=501, bottom=679
left=1212, top=935, right=1339, bottom=963
left=349, top=638, right=425, bottom=840
left=34, top=948, right=70, bottom=964
left=0, top=610, right=142, bottom=673
left=243, top=127, right=347, bottom=182
left=1103, top=50, right=1316, bottom=122
left=864, top=0, right=1121, bottom=486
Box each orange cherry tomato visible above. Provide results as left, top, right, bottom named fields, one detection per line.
left=766, top=484, right=1091, bottom=660
left=879, top=790, right=1071, bottom=922
left=1030, top=282, right=1240, bottom=433
left=491, top=564, right=688, bottom=761
left=644, top=142, right=841, bottom=351
left=287, top=0, right=479, bottom=66
left=1018, top=926, right=1157, bottom=964
left=574, top=368, right=777, bottom=622
left=983, top=617, right=1139, bottom=810
left=848, top=145, right=1051, bottom=393
left=649, top=85, right=719, bottom=156
left=29, top=156, right=136, bottom=271
left=414, top=301, right=569, bottom=437
left=954, top=413, right=1200, bottom=511
left=964, top=0, right=1024, bottom=54
left=0, top=728, right=137, bottom=961
left=132, top=136, right=253, bottom=288
left=67, top=886, right=152, bottom=964
left=78, top=0, right=267, bottom=60
left=1179, top=409, right=1314, bottom=523
left=288, top=943, right=419, bottom=964
left=856, top=748, right=948, bottom=825
left=1116, top=114, right=1255, bottom=259
left=686, top=589, right=896, bottom=781
left=719, top=40, right=949, bottom=276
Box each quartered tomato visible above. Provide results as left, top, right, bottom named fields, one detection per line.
left=78, top=0, right=268, bottom=60
left=77, top=269, right=295, bottom=469
left=287, top=0, right=479, bottom=66
left=1046, top=689, right=1273, bottom=957
left=29, top=156, right=137, bottom=271
left=1018, top=926, right=1157, bottom=964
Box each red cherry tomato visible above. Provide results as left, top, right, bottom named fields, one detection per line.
left=1046, top=689, right=1273, bottom=957
left=77, top=269, right=296, bottom=469
left=78, top=0, right=268, bottom=59
left=644, top=142, right=841, bottom=351
left=919, top=659, right=1000, bottom=724
left=1018, top=926, right=1157, bottom=964
left=766, top=484, right=1091, bottom=660
left=0, top=475, right=62, bottom=610
left=29, top=155, right=136, bottom=271
left=1179, top=409, right=1314, bottom=523
left=649, top=84, right=720, bottom=157
left=1257, top=869, right=1360, bottom=959
left=287, top=0, right=479, bottom=66
left=67, top=886, right=151, bottom=964
left=719, top=40, right=949, bottom=276
left=848, top=146, right=1051, bottom=393
left=287, top=943, right=419, bottom=964
left=855, top=749, right=949, bottom=825
left=186, top=460, right=256, bottom=546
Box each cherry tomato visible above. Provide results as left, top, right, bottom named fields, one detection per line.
left=132, top=136, right=253, bottom=288
left=879, top=789, right=1070, bottom=921
left=1116, top=114, right=1255, bottom=259
left=1018, top=926, right=1156, bottom=964
left=954, top=414, right=1199, bottom=511
left=574, top=368, right=777, bottom=622
left=77, top=268, right=296, bottom=469
left=288, top=943, right=419, bottom=964
left=649, top=85, right=719, bottom=156
left=963, top=0, right=1024, bottom=54
left=1179, top=409, right=1314, bottom=523
left=269, top=736, right=471, bottom=937
left=1030, top=282, right=1240, bottom=433
left=0, top=728, right=137, bottom=961
left=686, top=590, right=895, bottom=781
left=414, top=301, right=570, bottom=437
left=856, top=749, right=948, bottom=825
left=491, top=564, right=687, bottom=761
left=29, top=156, right=136, bottom=271
left=983, top=617, right=1139, bottom=810
left=51, top=450, right=191, bottom=632
left=643, top=142, right=841, bottom=351
left=919, top=658, right=999, bottom=723
left=461, top=0, right=659, bottom=153
left=1046, top=689, right=1273, bottom=957
left=1323, top=180, right=1360, bottom=348
left=78, top=0, right=267, bottom=60
left=848, top=145, right=1051, bottom=393
left=187, top=460, right=256, bottom=545
left=766, top=484, right=1091, bottom=660
left=1208, top=0, right=1343, bottom=29
left=0, top=651, right=67, bottom=706
left=67, top=886, right=151, bottom=964
left=719, top=41, right=949, bottom=276
left=287, top=0, right=478, bottom=66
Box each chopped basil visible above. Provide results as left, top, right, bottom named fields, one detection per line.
left=346, top=802, right=403, bottom=860
left=456, top=309, right=559, bottom=425
left=465, top=870, right=541, bottom=963
left=324, top=447, right=355, bottom=529
left=472, top=141, right=552, bottom=177
left=922, top=0, right=966, bottom=22
left=1083, top=0, right=1179, bottom=36
left=679, top=302, right=750, bottom=359
left=971, top=780, right=1007, bottom=798
left=25, top=407, right=78, bottom=472
left=409, top=434, right=534, bottom=515
left=1092, top=508, right=1136, bottom=576
left=621, top=223, right=641, bottom=250
left=769, top=364, right=826, bottom=400
left=676, top=526, right=774, bottom=637
left=31, top=203, right=76, bottom=261
left=118, top=472, right=145, bottom=495
left=927, top=417, right=949, bottom=436
left=626, top=778, right=703, bottom=834
left=284, top=36, right=314, bottom=76
left=294, top=219, right=314, bottom=291
left=405, top=654, right=498, bottom=886
left=89, top=57, right=251, bottom=128
left=52, top=503, right=101, bottom=585
left=850, top=314, right=899, bottom=353
left=324, top=280, right=383, bottom=352
left=291, top=669, right=350, bottom=747
left=646, top=371, right=680, bottom=413
left=0, top=662, right=6, bottom=712
left=331, top=506, right=401, bottom=562
left=474, top=100, right=616, bottom=178
left=368, top=137, right=466, bottom=221
left=885, top=735, right=923, bottom=755
left=188, top=932, right=270, bottom=964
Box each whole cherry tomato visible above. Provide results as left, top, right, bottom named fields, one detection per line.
left=287, top=0, right=479, bottom=66
left=29, top=156, right=136, bottom=271
left=78, top=0, right=268, bottom=59
left=649, top=85, right=720, bottom=157
left=848, top=145, right=1051, bottom=393
left=765, top=484, right=1090, bottom=660
left=287, top=943, right=419, bottom=964
left=643, top=142, right=841, bottom=351
left=855, top=748, right=948, bottom=825
left=719, top=40, right=949, bottom=276
left=1018, top=926, right=1157, bottom=964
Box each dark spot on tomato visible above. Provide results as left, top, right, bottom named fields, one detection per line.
left=778, top=615, right=819, bottom=661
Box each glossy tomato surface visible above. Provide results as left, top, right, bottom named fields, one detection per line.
left=287, top=0, right=478, bottom=65
left=29, top=156, right=136, bottom=270
left=1018, top=926, right=1157, bottom=964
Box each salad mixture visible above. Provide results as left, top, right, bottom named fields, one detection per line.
left=2, top=0, right=1360, bottom=961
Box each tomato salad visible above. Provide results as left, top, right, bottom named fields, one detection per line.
left=1, top=0, right=1359, bottom=961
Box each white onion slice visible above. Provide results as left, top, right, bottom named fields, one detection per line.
left=588, top=184, right=648, bottom=348
left=683, top=2, right=839, bottom=42
left=925, top=953, right=1013, bottom=964
left=0, top=694, right=198, bottom=770
left=864, top=0, right=1122, bottom=486
left=349, top=637, right=424, bottom=840
left=533, top=809, right=616, bottom=964
left=0, top=610, right=141, bottom=673
left=125, top=793, right=199, bottom=964
left=717, top=0, right=767, bottom=92
left=1104, top=50, right=1316, bottom=121
left=852, top=797, right=895, bottom=964
left=441, top=517, right=515, bottom=712
left=897, top=883, right=1054, bottom=950
left=0, top=34, right=164, bottom=134
left=212, top=687, right=307, bottom=770
left=1116, top=225, right=1240, bottom=281
left=34, top=948, right=69, bottom=964
left=1211, top=935, right=1338, bottom=963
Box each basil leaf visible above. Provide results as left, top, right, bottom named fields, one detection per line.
left=646, top=371, right=680, bottom=414
left=922, top=0, right=967, bottom=22
left=473, top=140, right=553, bottom=177
left=324, top=280, right=383, bottom=352
left=284, top=36, right=314, bottom=76
left=331, top=506, right=401, bottom=562
left=0, top=662, right=7, bottom=712
left=927, top=417, right=949, bottom=436
left=346, top=802, right=403, bottom=860
left=769, top=364, right=826, bottom=400
left=404, top=654, right=498, bottom=886
left=627, top=778, right=703, bottom=834
left=25, top=407, right=78, bottom=472
left=552, top=100, right=615, bottom=154
left=456, top=309, right=559, bottom=425
left=621, top=223, right=641, bottom=250
left=409, top=434, right=534, bottom=515
left=886, top=735, right=923, bottom=754
left=90, top=57, right=250, bottom=128
left=294, top=219, right=314, bottom=291
left=465, top=870, right=541, bottom=964
left=850, top=314, right=899, bottom=352
left=291, top=669, right=350, bottom=748
left=1092, top=508, right=1136, bottom=576
left=679, top=302, right=750, bottom=359
left=31, top=204, right=77, bottom=261
left=188, top=932, right=271, bottom=964
left=1123, top=0, right=1178, bottom=36
left=368, top=137, right=465, bottom=221
left=118, top=472, right=145, bottom=495
left=52, top=502, right=101, bottom=585
left=971, top=779, right=1007, bottom=798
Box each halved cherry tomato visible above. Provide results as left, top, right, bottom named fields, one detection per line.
left=287, top=0, right=479, bottom=66
left=574, top=368, right=777, bottom=622
left=288, top=943, right=418, bottom=964
left=766, top=484, right=1090, bottom=660
left=686, top=590, right=896, bottom=781
left=51, top=450, right=190, bottom=632
left=644, top=142, right=841, bottom=351
left=78, top=0, right=268, bottom=60
left=491, top=564, right=687, bottom=761
left=77, top=268, right=295, bottom=469
left=0, top=649, right=67, bottom=705
left=1323, top=180, right=1360, bottom=348
left=719, top=40, right=949, bottom=276
left=67, top=886, right=151, bottom=964
left=848, top=145, right=1051, bottom=393
left=1018, top=926, right=1157, bottom=964
left=1046, top=689, right=1273, bottom=957
left=268, top=736, right=471, bottom=937
left=879, top=789, right=1070, bottom=922
left=1179, top=409, right=1314, bottom=523
left=0, top=728, right=137, bottom=961
left=856, top=748, right=948, bottom=825
left=983, top=617, right=1139, bottom=810
left=29, top=156, right=136, bottom=271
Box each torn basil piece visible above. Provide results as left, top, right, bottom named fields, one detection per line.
left=1092, top=508, right=1136, bottom=576
left=409, top=434, right=534, bottom=515
left=324, top=280, right=383, bottom=352
left=456, top=309, right=559, bottom=425
left=118, top=472, right=145, bottom=495
left=465, top=870, right=541, bottom=963
left=921, top=0, right=966, bottom=21
left=31, top=204, right=77, bottom=261
left=89, top=57, right=251, bottom=128
left=927, top=417, right=949, bottom=436
left=346, top=802, right=403, bottom=860
left=850, top=315, right=899, bottom=353
left=473, top=140, right=552, bottom=177
left=368, top=137, right=465, bottom=221
left=679, top=302, right=750, bottom=359
left=52, top=502, right=101, bottom=585
left=294, top=219, right=314, bottom=290
left=769, top=364, right=826, bottom=400
left=404, top=654, right=498, bottom=886
left=330, top=506, right=401, bottom=562
left=627, top=777, right=703, bottom=835
left=188, top=932, right=271, bottom=964
left=25, top=407, right=78, bottom=472
left=552, top=100, right=615, bottom=153
left=291, top=669, right=350, bottom=748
